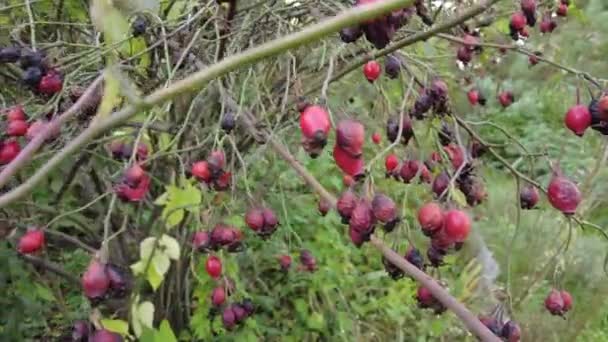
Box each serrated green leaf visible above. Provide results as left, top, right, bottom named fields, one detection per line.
left=101, top=319, right=130, bottom=336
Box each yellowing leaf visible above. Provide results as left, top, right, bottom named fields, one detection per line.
left=147, top=263, right=163, bottom=291
left=159, top=234, right=180, bottom=260
left=140, top=237, right=156, bottom=260
left=152, top=254, right=170, bottom=276
left=138, top=301, right=155, bottom=330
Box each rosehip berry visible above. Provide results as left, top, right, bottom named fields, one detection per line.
left=17, top=228, right=45, bottom=254
left=0, top=139, right=20, bottom=164
left=385, top=154, right=399, bottom=174
left=564, top=104, right=591, bottom=136
left=279, top=254, right=292, bottom=271
left=7, top=106, right=26, bottom=121
left=336, top=119, right=365, bottom=158
left=300, top=105, right=331, bottom=146
left=191, top=161, right=212, bottom=182
left=363, top=60, right=381, bottom=82
left=81, top=259, right=110, bottom=300
left=89, top=329, right=123, bottom=342
left=7, top=120, right=29, bottom=136
left=443, top=209, right=471, bottom=242
left=211, top=286, right=226, bottom=306
left=467, top=89, right=480, bottom=106
left=417, top=203, right=444, bottom=236
left=498, top=91, right=514, bottom=108
left=124, top=164, right=145, bottom=187
left=337, top=189, right=358, bottom=221
left=38, top=71, right=63, bottom=96
left=547, top=171, right=581, bottom=215
left=556, top=3, right=568, bottom=17
left=520, top=185, right=540, bottom=209
left=545, top=289, right=565, bottom=315
left=245, top=208, right=264, bottom=231
left=333, top=145, right=364, bottom=178
left=205, top=255, right=222, bottom=278
left=510, top=12, right=527, bottom=31
left=371, top=132, right=381, bottom=144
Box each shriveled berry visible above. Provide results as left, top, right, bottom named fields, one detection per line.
left=222, top=307, right=236, bottom=330
left=444, top=144, right=465, bottom=169
left=520, top=185, right=539, bottom=209
left=405, top=247, right=424, bottom=271
left=336, top=119, right=365, bottom=157
left=262, top=208, right=279, bottom=232
left=540, top=14, right=557, bottom=33
left=510, top=12, right=527, bottom=31
left=337, top=189, right=358, bottom=221
left=19, top=51, right=44, bottom=69
left=371, top=194, right=397, bottom=224
left=221, top=112, right=236, bottom=133
left=386, top=115, right=414, bottom=145
left=0, top=46, right=20, bottom=63
left=22, top=66, right=43, bottom=87
left=333, top=145, right=364, bottom=178
left=384, top=54, right=401, bottom=79
left=349, top=200, right=375, bottom=234
left=564, top=104, right=591, bottom=136
left=501, top=320, right=521, bottom=342
left=432, top=171, right=450, bottom=198
left=443, top=209, right=471, bottom=242
left=399, top=159, right=420, bottom=183
left=192, top=231, right=210, bottom=251
left=71, top=320, right=90, bottom=341
left=124, top=164, right=145, bottom=187
left=556, top=3, right=568, bottom=17
left=339, top=26, right=363, bottom=43
left=457, top=46, right=472, bottom=64
left=38, top=71, right=63, bottom=96
left=299, top=249, right=316, bottom=272
left=363, top=60, right=381, bottom=82
left=318, top=198, right=330, bottom=216
left=18, top=228, right=45, bottom=254
left=479, top=316, right=502, bottom=336
left=205, top=255, right=222, bottom=278
left=81, top=259, right=110, bottom=300
left=547, top=171, right=580, bottom=215
left=427, top=246, right=445, bottom=267
left=106, top=264, right=129, bottom=298
left=132, top=16, right=147, bottom=36
left=207, top=150, right=225, bottom=175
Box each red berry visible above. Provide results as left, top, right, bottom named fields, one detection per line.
left=25, top=120, right=59, bottom=142
left=556, top=3, right=568, bottom=17
left=81, top=259, right=110, bottom=299
left=520, top=185, right=539, bottom=209
left=0, top=139, right=20, bottom=164
left=337, top=189, right=358, bottom=220
left=444, top=143, right=465, bottom=169
left=343, top=174, right=355, bottom=187
left=7, top=120, right=29, bottom=136
left=299, top=105, right=330, bottom=142
left=191, top=161, right=211, bottom=182
left=349, top=200, right=375, bottom=235
left=432, top=171, right=450, bottom=198
left=363, top=60, right=381, bottom=82
left=205, top=255, right=222, bottom=278
left=7, top=106, right=26, bottom=121
left=245, top=208, right=264, bottom=231
left=443, top=209, right=471, bottom=242
left=124, top=164, right=145, bottom=186
left=192, top=231, right=210, bottom=251
left=385, top=154, right=399, bottom=174
left=540, top=15, right=557, bottom=33
left=545, top=289, right=564, bottom=315
left=510, top=12, right=527, bottom=31
left=222, top=307, right=236, bottom=329
left=498, top=91, right=514, bottom=107
left=371, top=194, right=397, bottom=224
left=597, top=96, right=608, bottom=121
left=456, top=46, right=472, bottom=64
left=521, top=0, right=536, bottom=13
left=399, top=159, right=420, bottom=183
left=207, top=150, right=225, bottom=172
left=279, top=254, right=292, bottom=271
left=333, top=145, right=364, bottom=178
left=467, top=89, right=479, bottom=105
left=547, top=172, right=581, bottom=215
left=564, top=104, right=591, bottom=136
left=529, top=53, right=540, bottom=66
left=17, top=228, right=45, bottom=254
left=561, top=290, right=573, bottom=312
left=336, top=119, right=365, bottom=158
left=371, top=132, right=381, bottom=144
left=417, top=203, right=444, bottom=235
left=211, top=286, right=226, bottom=306
left=262, top=208, right=279, bottom=232
left=318, top=198, right=330, bottom=216
left=38, top=71, right=63, bottom=95
left=462, top=34, right=479, bottom=51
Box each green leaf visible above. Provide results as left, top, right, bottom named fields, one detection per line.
left=156, top=320, right=178, bottom=342
left=160, top=183, right=202, bottom=228
left=306, top=312, right=325, bottom=331
left=159, top=234, right=180, bottom=260
left=147, top=263, right=163, bottom=291
left=114, top=0, right=160, bottom=14
left=138, top=301, right=155, bottom=330
left=34, top=283, right=55, bottom=302
left=140, top=237, right=156, bottom=260
left=152, top=253, right=170, bottom=276
left=131, top=260, right=145, bottom=275
left=101, top=319, right=130, bottom=336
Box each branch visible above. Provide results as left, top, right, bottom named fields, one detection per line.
left=229, top=95, right=501, bottom=342
left=0, top=0, right=416, bottom=208
left=20, top=254, right=80, bottom=286
left=0, top=75, right=103, bottom=188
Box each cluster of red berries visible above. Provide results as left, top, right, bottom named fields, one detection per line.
left=0, top=106, right=28, bottom=164
left=81, top=259, right=130, bottom=303
left=418, top=203, right=471, bottom=267
left=193, top=223, right=244, bottom=252
left=17, top=228, right=45, bottom=254
left=114, top=163, right=151, bottom=202
left=191, top=150, right=231, bottom=191
left=0, top=47, right=63, bottom=95
left=71, top=321, right=123, bottom=342
left=245, top=207, right=280, bottom=238
left=510, top=0, right=567, bottom=40
left=339, top=0, right=427, bottom=49
left=336, top=190, right=399, bottom=246
left=277, top=251, right=317, bottom=273
left=545, top=288, right=573, bottom=316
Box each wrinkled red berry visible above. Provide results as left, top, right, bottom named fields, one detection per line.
left=545, top=289, right=565, bottom=315
left=38, top=71, right=63, bottom=96
left=349, top=200, right=375, bottom=235
left=371, top=194, right=397, bottom=224
left=318, top=198, right=330, bottom=216
left=333, top=144, right=365, bottom=177
left=498, top=91, right=514, bottom=108
left=337, top=189, right=358, bottom=221
left=124, top=164, right=145, bottom=186
left=444, top=144, right=465, bottom=169
left=336, top=119, right=365, bottom=158
left=279, top=254, right=292, bottom=271
left=501, top=320, right=521, bottom=342
left=18, top=228, right=45, bottom=254
left=245, top=208, right=264, bottom=231
left=432, top=171, right=450, bottom=198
